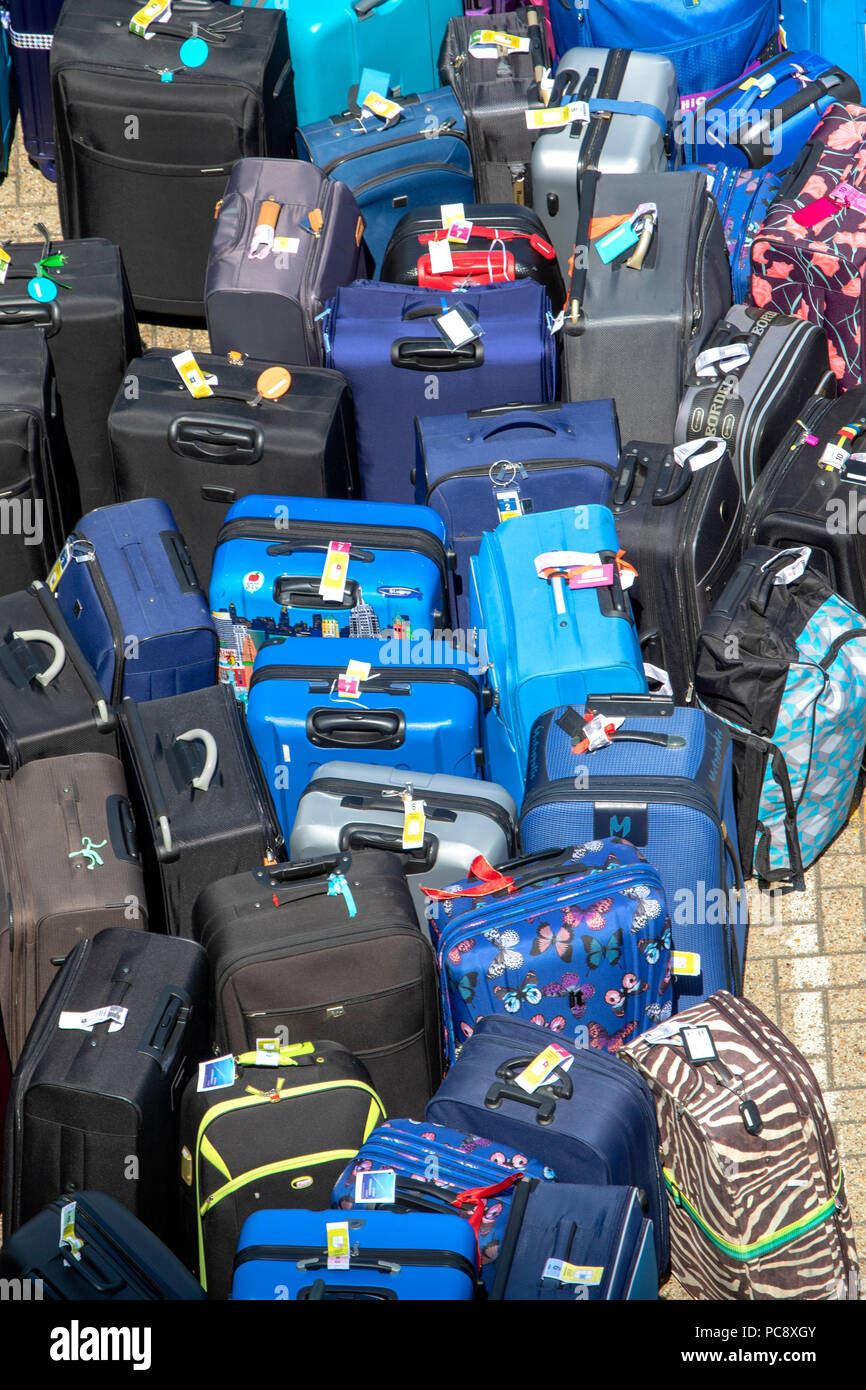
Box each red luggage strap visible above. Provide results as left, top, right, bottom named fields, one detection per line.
left=451, top=1171, right=524, bottom=1237
left=419, top=225, right=556, bottom=260
left=419, top=854, right=515, bottom=901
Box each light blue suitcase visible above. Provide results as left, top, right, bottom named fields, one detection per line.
left=231, top=0, right=462, bottom=126
left=781, top=0, right=866, bottom=109
left=469, top=505, right=647, bottom=804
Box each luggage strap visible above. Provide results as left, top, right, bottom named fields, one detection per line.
left=420, top=226, right=556, bottom=260
left=663, top=1167, right=843, bottom=1261
left=451, top=1171, right=524, bottom=1238
left=420, top=854, right=515, bottom=900
left=584, top=97, right=670, bottom=133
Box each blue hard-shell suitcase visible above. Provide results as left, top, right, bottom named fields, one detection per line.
left=231, top=1206, right=478, bottom=1300
left=323, top=277, right=557, bottom=504
left=331, top=1116, right=555, bottom=1292
left=426, top=1013, right=669, bottom=1272
left=50, top=499, right=218, bottom=705
left=209, top=493, right=452, bottom=705
left=297, top=87, right=474, bottom=274
left=416, top=400, right=620, bottom=630
left=520, top=701, right=748, bottom=1004
left=470, top=504, right=646, bottom=805
left=246, top=634, right=483, bottom=838
left=490, top=1177, right=658, bottom=1300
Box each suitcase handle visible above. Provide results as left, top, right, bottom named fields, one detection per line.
left=484, top=1056, right=574, bottom=1124
left=255, top=854, right=344, bottom=885
left=307, top=708, right=406, bottom=750
left=266, top=542, right=375, bottom=563
left=4, top=628, right=65, bottom=688
left=273, top=575, right=362, bottom=609
left=168, top=417, right=264, bottom=466
left=119, top=697, right=177, bottom=863
left=138, top=987, right=191, bottom=1065
left=479, top=416, right=558, bottom=441
left=60, top=1246, right=126, bottom=1296
left=0, top=296, right=61, bottom=336
left=161, top=530, right=202, bottom=594
left=652, top=455, right=692, bottom=506
left=28, top=580, right=114, bottom=730
left=175, top=728, right=219, bottom=792
left=105, top=794, right=140, bottom=864
left=391, top=338, right=484, bottom=371
left=299, top=1279, right=397, bottom=1300
left=296, top=1255, right=401, bottom=1275
left=338, top=822, right=438, bottom=869
left=352, top=0, right=389, bottom=15
left=750, top=550, right=807, bottom=615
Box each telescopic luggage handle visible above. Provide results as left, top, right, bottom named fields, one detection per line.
left=484, top=1053, right=574, bottom=1124
left=338, top=821, right=438, bottom=869
left=0, top=296, right=60, bottom=335
left=307, top=707, right=406, bottom=750
left=168, top=417, right=264, bottom=466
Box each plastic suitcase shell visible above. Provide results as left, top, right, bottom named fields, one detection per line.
left=782, top=0, right=866, bottom=117
left=289, top=760, right=517, bottom=929
left=4, top=0, right=63, bottom=179
left=232, top=0, right=462, bottom=127
left=520, top=702, right=748, bottom=1004
left=297, top=88, right=474, bottom=275
left=205, top=158, right=368, bottom=367
left=208, top=493, right=452, bottom=706
left=246, top=635, right=484, bottom=839
left=50, top=498, right=218, bottom=706
left=231, top=1206, right=478, bottom=1300
left=0, top=1190, right=208, bottom=1300
left=415, top=399, right=620, bottom=630
left=531, top=46, right=680, bottom=281
left=490, top=1177, right=658, bottom=1300
left=323, top=277, right=556, bottom=504
left=469, top=504, right=646, bottom=805
left=426, top=1013, right=669, bottom=1272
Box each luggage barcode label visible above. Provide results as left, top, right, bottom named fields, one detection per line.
left=60, top=1202, right=83, bottom=1261
left=468, top=29, right=530, bottom=55
left=525, top=102, right=589, bottom=129
left=326, top=1221, right=351, bottom=1269
left=172, top=350, right=213, bottom=398
left=694, top=343, right=751, bottom=378
left=764, top=547, right=811, bottom=586
left=319, top=541, right=351, bottom=602
left=671, top=951, right=701, bottom=977
left=256, top=1038, right=281, bottom=1067
left=129, top=0, right=170, bottom=37
left=58, top=1005, right=128, bottom=1033
left=672, top=438, right=727, bottom=471
left=820, top=442, right=848, bottom=471
left=515, top=1042, right=574, bottom=1093
left=542, top=1259, right=603, bottom=1285
left=0, top=248, right=9, bottom=285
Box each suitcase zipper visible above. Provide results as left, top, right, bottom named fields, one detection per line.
left=424, top=457, right=616, bottom=506
left=688, top=194, right=716, bottom=341
left=248, top=662, right=481, bottom=697
left=742, top=393, right=838, bottom=543
left=299, top=177, right=338, bottom=364
left=232, top=1242, right=477, bottom=1283
left=316, top=127, right=469, bottom=176
left=229, top=695, right=285, bottom=860
left=297, top=774, right=516, bottom=848
left=351, top=161, right=475, bottom=197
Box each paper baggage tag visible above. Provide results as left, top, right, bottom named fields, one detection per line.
left=440, top=203, right=466, bottom=228
left=47, top=541, right=74, bottom=592
left=336, top=658, right=370, bottom=698
left=671, top=950, right=701, bottom=977
left=681, top=1025, right=718, bottom=1063
left=595, top=220, right=640, bottom=264
left=515, top=1041, right=574, bottom=1094
left=830, top=181, right=866, bottom=216
left=319, top=541, right=351, bottom=602
left=542, top=1258, right=603, bottom=1285
left=197, top=1055, right=236, bottom=1092
left=643, top=662, right=673, bottom=696
left=0, top=247, right=9, bottom=285
left=673, top=438, right=727, bottom=471
left=694, top=343, right=751, bottom=378
left=326, top=1220, right=351, bottom=1269
left=820, top=441, right=849, bottom=471
left=446, top=218, right=473, bottom=244
left=525, top=100, right=589, bottom=129
left=580, top=713, right=624, bottom=752
left=402, top=797, right=426, bottom=850
left=763, top=546, right=810, bottom=585
left=272, top=236, right=299, bottom=255
left=428, top=237, right=454, bottom=275
left=434, top=303, right=482, bottom=349
left=354, top=1169, right=397, bottom=1205
left=496, top=488, right=524, bottom=522
left=60, top=1201, right=83, bottom=1261
left=129, top=0, right=170, bottom=37
left=739, top=70, right=776, bottom=95
left=58, top=1005, right=128, bottom=1033
left=468, top=28, right=530, bottom=56
left=362, top=90, right=403, bottom=127
left=256, top=1038, right=281, bottom=1067
left=172, top=349, right=213, bottom=398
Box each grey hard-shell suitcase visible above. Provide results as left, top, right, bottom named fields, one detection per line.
left=289, top=761, right=518, bottom=931
left=205, top=158, right=369, bottom=367
left=531, top=46, right=680, bottom=280
left=561, top=171, right=732, bottom=446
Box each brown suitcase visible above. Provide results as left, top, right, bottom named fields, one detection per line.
left=0, top=752, right=148, bottom=1064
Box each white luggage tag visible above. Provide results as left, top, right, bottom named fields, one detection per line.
left=514, top=1040, right=574, bottom=1093
left=428, top=237, right=454, bottom=275
left=58, top=1005, right=128, bottom=1033
left=440, top=203, right=466, bottom=228
left=468, top=28, right=530, bottom=57
left=672, top=437, right=727, bottom=471
left=197, top=1055, right=236, bottom=1092
left=434, top=301, right=483, bottom=350
left=248, top=196, right=281, bottom=260
left=354, top=1169, right=397, bottom=1204
left=761, top=546, right=811, bottom=586
left=336, top=658, right=370, bottom=699
left=694, top=342, right=751, bottom=378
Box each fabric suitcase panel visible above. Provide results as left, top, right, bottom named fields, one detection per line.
left=6, top=0, right=63, bottom=178
left=697, top=163, right=784, bottom=303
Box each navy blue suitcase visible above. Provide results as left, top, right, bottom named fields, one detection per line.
left=323, top=278, right=557, bottom=504
left=49, top=499, right=218, bottom=705
left=426, top=1014, right=669, bottom=1272
left=232, top=1207, right=479, bottom=1300
left=209, top=493, right=452, bottom=705
left=415, top=400, right=621, bottom=630
left=490, top=1177, right=658, bottom=1301
left=246, top=635, right=484, bottom=839
left=5, top=0, right=62, bottom=180
left=297, top=88, right=474, bottom=275
left=520, top=699, right=748, bottom=1004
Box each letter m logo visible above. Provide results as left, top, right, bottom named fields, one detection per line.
left=610, top=814, right=631, bottom=838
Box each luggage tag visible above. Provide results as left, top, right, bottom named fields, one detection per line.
left=357, top=67, right=392, bottom=110
left=248, top=196, right=281, bottom=260
left=514, top=1041, right=574, bottom=1094
left=300, top=208, right=324, bottom=240
left=542, top=1258, right=603, bottom=1287
left=524, top=100, right=589, bottom=130
left=327, top=871, right=358, bottom=918
left=47, top=541, right=74, bottom=592
left=792, top=196, right=839, bottom=227
left=594, top=219, right=640, bottom=264
left=402, top=793, right=426, bottom=850
left=60, top=1201, right=83, bottom=1262
left=671, top=950, right=701, bottom=977
left=249, top=365, right=292, bottom=407
left=326, top=1220, right=351, bottom=1269
left=830, top=181, right=866, bottom=216
left=255, top=1038, right=281, bottom=1067
left=0, top=247, right=9, bottom=285
left=178, top=26, right=210, bottom=69
left=694, top=343, right=751, bottom=378
left=644, top=662, right=673, bottom=697
left=434, top=301, right=483, bottom=351
left=762, top=546, right=811, bottom=585
left=428, top=237, right=454, bottom=275
left=336, top=658, right=370, bottom=699
left=319, top=541, right=351, bottom=602
left=673, top=438, right=727, bottom=471
left=197, top=1055, right=236, bottom=1092
left=446, top=218, right=473, bottom=244
left=172, top=349, right=214, bottom=399
left=361, top=90, right=403, bottom=130
left=680, top=1024, right=717, bottom=1063
left=354, top=1169, right=397, bottom=1204
left=440, top=203, right=466, bottom=228
left=467, top=29, right=530, bottom=57
left=58, top=1004, right=128, bottom=1033
left=129, top=0, right=171, bottom=38
left=490, top=459, right=528, bottom=522
left=571, top=711, right=624, bottom=754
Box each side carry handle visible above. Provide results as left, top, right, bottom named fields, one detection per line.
left=168, top=416, right=264, bottom=466
left=175, top=728, right=219, bottom=791
left=138, top=987, right=190, bottom=1065
left=29, top=580, right=114, bottom=730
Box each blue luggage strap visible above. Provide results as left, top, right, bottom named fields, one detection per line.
left=585, top=97, right=669, bottom=134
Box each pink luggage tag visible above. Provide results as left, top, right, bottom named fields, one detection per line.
left=792, top=196, right=838, bottom=227
left=830, top=181, right=866, bottom=215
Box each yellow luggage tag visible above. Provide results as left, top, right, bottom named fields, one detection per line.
left=326, top=1220, right=351, bottom=1269
left=515, top=1041, right=574, bottom=1094
left=129, top=0, right=171, bottom=38
left=397, top=786, right=426, bottom=850
left=362, top=90, right=403, bottom=128
left=440, top=203, right=465, bottom=228
left=542, top=1258, right=603, bottom=1286
left=525, top=100, right=589, bottom=130
left=60, top=1201, right=83, bottom=1261
left=337, top=658, right=371, bottom=699
left=319, top=541, right=351, bottom=602
left=672, top=950, right=701, bottom=977
left=468, top=28, right=530, bottom=56
left=0, top=247, right=10, bottom=285
left=172, top=349, right=214, bottom=398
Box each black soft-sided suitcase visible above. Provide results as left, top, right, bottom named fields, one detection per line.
left=195, top=850, right=442, bottom=1119
left=117, top=684, right=285, bottom=938
left=50, top=0, right=295, bottom=318
left=438, top=8, right=550, bottom=205
left=0, top=579, right=117, bottom=775
left=612, top=438, right=744, bottom=702
left=0, top=307, right=71, bottom=597
left=3, top=927, right=209, bottom=1252
left=0, top=1190, right=208, bottom=1300
left=0, top=233, right=141, bottom=514
left=107, top=350, right=358, bottom=585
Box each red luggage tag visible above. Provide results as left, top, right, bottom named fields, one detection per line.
left=792, top=197, right=838, bottom=227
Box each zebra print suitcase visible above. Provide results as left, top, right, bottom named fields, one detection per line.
left=620, top=992, right=860, bottom=1300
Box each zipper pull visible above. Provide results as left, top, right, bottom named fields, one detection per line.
left=303, top=207, right=324, bottom=239
left=509, top=166, right=526, bottom=206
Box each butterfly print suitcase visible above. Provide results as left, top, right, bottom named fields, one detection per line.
left=330, top=1117, right=555, bottom=1292
left=423, top=839, right=671, bottom=1064
left=426, top=1013, right=670, bottom=1272
left=621, top=992, right=860, bottom=1300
